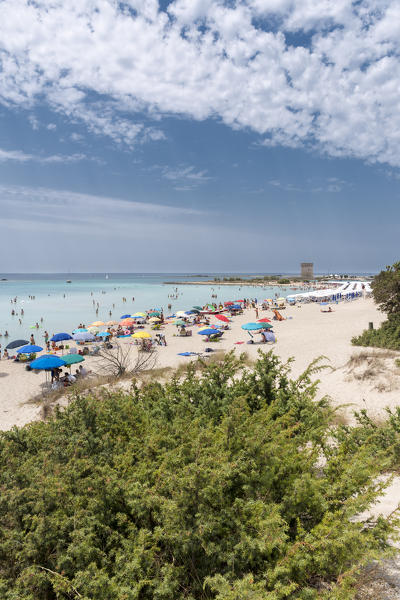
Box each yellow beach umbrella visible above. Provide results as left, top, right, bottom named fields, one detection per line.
left=149, top=317, right=161, bottom=322
left=132, top=312, right=146, bottom=317
left=132, top=331, right=151, bottom=339
left=91, top=321, right=105, bottom=327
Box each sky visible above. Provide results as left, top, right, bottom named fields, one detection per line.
left=0, top=0, right=399, bottom=274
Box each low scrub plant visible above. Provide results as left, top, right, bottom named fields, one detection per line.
left=0, top=351, right=398, bottom=599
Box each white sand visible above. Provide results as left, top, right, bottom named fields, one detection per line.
left=0, top=297, right=398, bottom=430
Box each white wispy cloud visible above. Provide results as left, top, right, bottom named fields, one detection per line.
left=161, top=165, right=211, bottom=190
left=0, top=148, right=90, bottom=164
left=0, top=1, right=399, bottom=164
left=268, top=177, right=350, bottom=193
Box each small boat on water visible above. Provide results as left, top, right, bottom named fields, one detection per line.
left=66, top=280, right=72, bottom=283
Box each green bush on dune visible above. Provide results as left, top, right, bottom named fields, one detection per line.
left=0, top=351, right=398, bottom=600
left=352, top=261, right=400, bottom=350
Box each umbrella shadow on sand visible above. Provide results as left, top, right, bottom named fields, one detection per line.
left=0, top=372, right=9, bottom=378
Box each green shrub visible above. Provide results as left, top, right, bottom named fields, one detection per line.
left=352, top=313, right=400, bottom=350
left=0, top=352, right=397, bottom=599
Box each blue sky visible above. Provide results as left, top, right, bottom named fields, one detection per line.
left=0, top=0, right=399, bottom=273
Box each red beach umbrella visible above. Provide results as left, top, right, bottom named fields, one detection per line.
left=216, top=315, right=230, bottom=323
left=224, top=301, right=234, bottom=306
left=257, top=318, right=271, bottom=323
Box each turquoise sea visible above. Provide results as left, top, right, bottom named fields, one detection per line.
left=0, top=273, right=294, bottom=343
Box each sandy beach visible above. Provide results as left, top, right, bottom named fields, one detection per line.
left=0, top=296, right=398, bottom=431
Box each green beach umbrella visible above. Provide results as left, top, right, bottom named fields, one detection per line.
left=174, top=319, right=186, bottom=326
left=62, top=354, right=85, bottom=367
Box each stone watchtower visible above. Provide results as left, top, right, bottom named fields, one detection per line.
left=301, top=262, right=314, bottom=279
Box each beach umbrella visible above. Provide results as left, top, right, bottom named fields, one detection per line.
left=277, top=297, right=285, bottom=302
left=16, top=344, right=43, bottom=354
left=106, top=320, right=118, bottom=326
left=51, top=333, right=73, bottom=342
left=30, top=355, right=67, bottom=386
left=120, top=318, right=134, bottom=326
left=149, top=317, right=161, bottom=322
left=174, top=319, right=187, bottom=326
left=260, top=323, right=273, bottom=329
left=120, top=314, right=131, bottom=319
left=193, top=306, right=202, bottom=310
left=72, top=332, right=95, bottom=342
left=132, top=331, right=151, bottom=339
left=30, top=355, right=66, bottom=370
left=148, top=311, right=160, bottom=317
left=62, top=354, right=85, bottom=366
left=224, top=301, right=234, bottom=306
left=229, top=304, right=241, bottom=310
left=198, top=329, right=222, bottom=336
left=91, top=321, right=105, bottom=327
left=132, top=312, right=146, bottom=317
left=5, top=339, right=29, bottom=350
left=215, top=315, right=230, bottom=323
left=96, top=331, right=110, bottom=337
left=242, top=323, right=263, bottom=331
left=257, top=318, right=271, bottom=323
left=176, top=310, right=186, bottom=317
left=72, top=328, right=88, bottom=333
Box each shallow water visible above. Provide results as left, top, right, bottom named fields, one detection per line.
left=0, top=273, right=295, bottom=344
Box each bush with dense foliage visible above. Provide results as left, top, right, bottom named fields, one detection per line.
left=352, top=313, right=400, bottom=350
left=0, top=352, right=397, bottom=600
left=352, top=261, right=400, bottom=350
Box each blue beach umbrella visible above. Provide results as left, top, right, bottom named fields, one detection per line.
left=229, top=304, right=241, bottom=310
left=120, top=314, right=131, bottom=319
left=30, top=355, right=66, bottom=370
left=198, top=329, right=222, bottom=336
left=30, top=355, right=67, bottom=385
left=96, top=331, right=110, bottom=337
left=72, top=328, right=88, bottom=333
left=51, top=333, right=73, bottom=342
left=16, top=344, right=43, bottom=354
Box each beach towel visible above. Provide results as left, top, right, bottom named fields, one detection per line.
left=234, top=341, right=245, bottom=344
left=178, top=352, right=198, bottom=356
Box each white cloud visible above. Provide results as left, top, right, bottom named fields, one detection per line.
left=161, top=164, right=211, bottom=190
left=0, top=148, right=90, bottom=164
left=0, top=1, right=399, bottom=164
